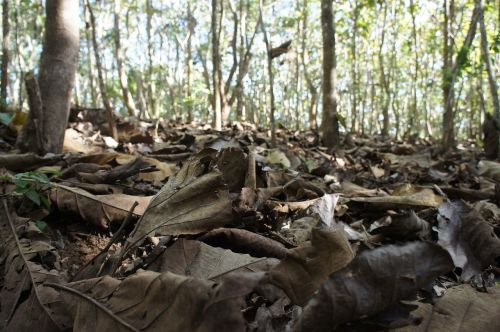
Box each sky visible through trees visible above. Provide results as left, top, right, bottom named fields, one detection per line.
left=1, top=0, right=499, bottom=141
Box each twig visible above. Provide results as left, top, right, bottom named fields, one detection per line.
left=44, top=282, right=139, bottom=332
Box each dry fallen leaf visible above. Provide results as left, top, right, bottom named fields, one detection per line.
left=267, top=226, right=354, bottom=305
left=50, top=184, right=152, bottom=229
left=392, top=285, right=500, bottom=332
left=56, top=270, right=260, bottom=332
left=293, top=242, right=454, bottom=332
left=151, top=239, right=279, bottom=280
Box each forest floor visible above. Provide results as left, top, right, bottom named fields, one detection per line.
left=0, top=110, right=499, bottom=331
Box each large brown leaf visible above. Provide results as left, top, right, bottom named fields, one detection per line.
left=437, top=200, right=500, bottom=280
left=125, top=150, right=233, bottom=248
left=150, top=239, right=279, bottom=280
left=57, top=270, right=259, bottom=332
left=50, top=184, right=152, bottom=229
left=393, top=285, right=500, bottom=332
left=293, top=242, right=454, bottom=332
left=266, top=226, right=354, bottom=305
left=0, top=201, right=71, bottom=331
left=350, top=185, right=443, bottom=209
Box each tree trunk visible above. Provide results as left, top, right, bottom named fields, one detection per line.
left=87, top=0, right=117, bottom=139
left=146, top=0, right=156, bottom=117
left=320, top=0, right=339, bottom=148
left=478, top=0, right=499, bottom=120
left=350, top=0, right=359, bottom=133
left=442, top=0, right=480, bottom=150
left=211, top=0, right=222, bottom=130
left=18, top=0, right=79, bottom=154
left=259, top=0, right=276, bottom=147
left=1, top=0, right=9, bottom=109
left=113, top=0, right=136, bottom=116
left=84, top=4, right=96, bottom=108
left=408, top=0, right=419, bottom=136
left=378, top=2, right=390, bottom=137
left=301, top=0, right=317, bottom=130
left=185, top=0, right=194, bottom=123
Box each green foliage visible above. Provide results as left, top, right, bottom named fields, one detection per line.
left=0, top=112, right=12, bottom=126
left=0, top=171, right=53, bottom=208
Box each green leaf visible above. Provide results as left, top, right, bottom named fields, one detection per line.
left=25, top=189, right=41, bottom=206
left=35, top=220, right=47, bottom=232
left=0, top=112, right=12, bottom=126
left=40, top=195, right=51, bottom=209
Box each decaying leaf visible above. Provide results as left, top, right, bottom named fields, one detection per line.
left=0, top=201, right=71, bottom=331
left=369, top=210, right=431, bottom=241
left=267, top=226, right=354, bottom=305
left=350, top=186, right=443, bottom=209
left=197, top=228, right=287, bottom=259
left=382, top=153, right=432, bottom=168
left=150, top=239, right=279, bottom=280
left=125, top=150, right=233, bottom=249
left=50, top=184, right=152, bottom=229
left=478, top=160, right=500, bottom=182
left=56, top=270, right=260, bottom=332
left=293, top=242, right=454, bottom=332
left=393, top=285, right=500, bottom=332
left=437, top=200, right=500, bottom=280
left=217, top=147, right=247, bottom=192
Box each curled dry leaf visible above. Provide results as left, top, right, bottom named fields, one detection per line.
left=125, top=150, right=233, bottom=249
left=392, top=285, right=500, bottom=332
left=350, top=186, right=443, bottom=209
left=369, top=210, right=431, bottom=241
left=57, top=270, right=260, bottom=332
left=197, top=228, right=287, bottom=259
left=217, top=147, right=248, bottom=192
left=0, top=153, right=63, bottom=172
left=437, top=200, right=500, bottom=280
left=150, top=239, right=279, bottom=280
left=50, top=184, right=152, bottom=229
left=478, top=160, right=500, bottom=182
left=79, top=156, right=152, bottom=184
left=267, top=226, right=354, bottom=306
left=340, top=181, right=388, bottom=197
left=382, top=153, right=432, bottom=168
left=293, top=242, right=454, bottom=332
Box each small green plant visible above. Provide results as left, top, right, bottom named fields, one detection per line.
left=0, top=171, right=54, bottom=208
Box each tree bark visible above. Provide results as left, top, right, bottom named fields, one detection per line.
left=301, top=0, right=317, bottom=130
left=185, top=0, right=194, bottom=123
left=259, top=0, right=276, bottom=147
left=408, top=0, right=419, bottom=136
left=113, top=0, right=136, bottom=116
left=478, top=0, right=499, bottom=120
left=350, top=0, right=359, bottom=133
left=87, top=0, right=117, bottom=139
left=378, top=2, right=390, bottom=137
left=18, top=0, right=79, bottom=154
left=146, top=0, right=156, bottom=117
left=211, top=0, right=222, bottom=130
left=1, top=0, right=9, bottom=109
left=321, top=0, right=339, bottom=148
left=442, top=0, right=480, bottom=150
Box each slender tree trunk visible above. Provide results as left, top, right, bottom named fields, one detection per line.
left=84, top=4, right=97, bottom=108
left=87, top=1, right=117, bottom=139
left=211, top=0, right=222, bottom=130
left=185, top=0, right=194, bottom=122
left=145, top=0, right=156, bottom=117
left=18, top=0, right=79, bottom=154
left=320, top=0, right=339, bottom=148
left=302, top=0, right=317, bottom=130
left=259, top=0, right=276, bottom=147
left=409, top=0, right=419, bottom=136
left=378, top=3, right=390, bottom=137
left=113, top=0, right=136, bottom=116
left=478, top=0, right=499, bottom=120
left=1, top=0, right=9, bottom=109
left=442, top=0, right=480, bottom=150
left=350, top=0, right=359, bottom=133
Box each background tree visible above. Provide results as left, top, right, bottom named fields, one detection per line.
left=321, top=0, right=339, bottom=148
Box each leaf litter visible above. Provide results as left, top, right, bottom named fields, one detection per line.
left=0, top=120, right=499, bottom=331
